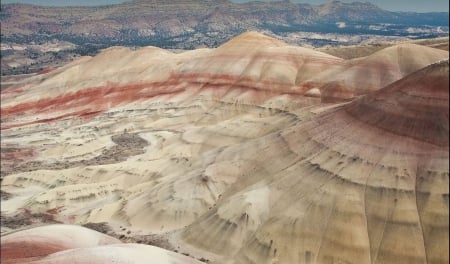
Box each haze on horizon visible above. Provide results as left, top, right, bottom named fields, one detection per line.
left=1, top=0, right=449, bottom=12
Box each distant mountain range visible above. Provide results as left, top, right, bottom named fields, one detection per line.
left=1, top=0, right=448, bottom=75
left=1, top=0, right=448, bottom=49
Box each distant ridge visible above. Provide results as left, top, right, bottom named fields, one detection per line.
left=1, top=0, right=447, bottom=48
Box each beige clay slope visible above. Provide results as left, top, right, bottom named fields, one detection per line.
left=1, top=92, right=309, bottom=233
left=178, top=35, right=447, bottom=102
left=4, top=53, right=444, bottom=264
left=2, top=32, right=447, bottom=130
left=1, top=33, right=448, bottom=264
left=149, top=33, right=447, bottom=103
left=176, top=31, right=345, bottom=98
left=0, top=31, right=337, bottom=130
left=0, top=31, right=339, bottom=101
left=308, top=43, right=449, bottom=101
left=0, top=38, right=319, bottom=235
left=2, top=33, right=447, bottom=109
left=180, top=61, right=449, bottom=264
left=0, top=34, right=325, bottom=261
left=0, top=46, right=177, bottom=107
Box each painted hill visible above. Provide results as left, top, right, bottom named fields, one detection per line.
left=1, top=32, right=448, bottom=264
left=1, top=224, right=203, bottom=263
left=1, top=32, right=447, bottom=130
left=180, top=60, right=449, bottom=263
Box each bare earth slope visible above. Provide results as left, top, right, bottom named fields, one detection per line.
left=1, top=32, right=448, bottom=264
left=1, top=32, right=447, bottom=127
left=179, top=60, right=449, bottom=264
left=308, top=43, right=449, bottom=101
left=1, top=224, right=202, bottom=264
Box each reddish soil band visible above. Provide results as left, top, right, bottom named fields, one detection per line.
left=1, top=72, right=353, bottom=130
left=1, top=241, right=66, bottom=262
left=37, top=67, right=56, bottom=75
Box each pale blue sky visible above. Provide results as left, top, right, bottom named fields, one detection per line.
left=1, top=0, right=449, bottom=12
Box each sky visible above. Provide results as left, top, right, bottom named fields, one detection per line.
left=1, top=0, right=449, bottom=12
